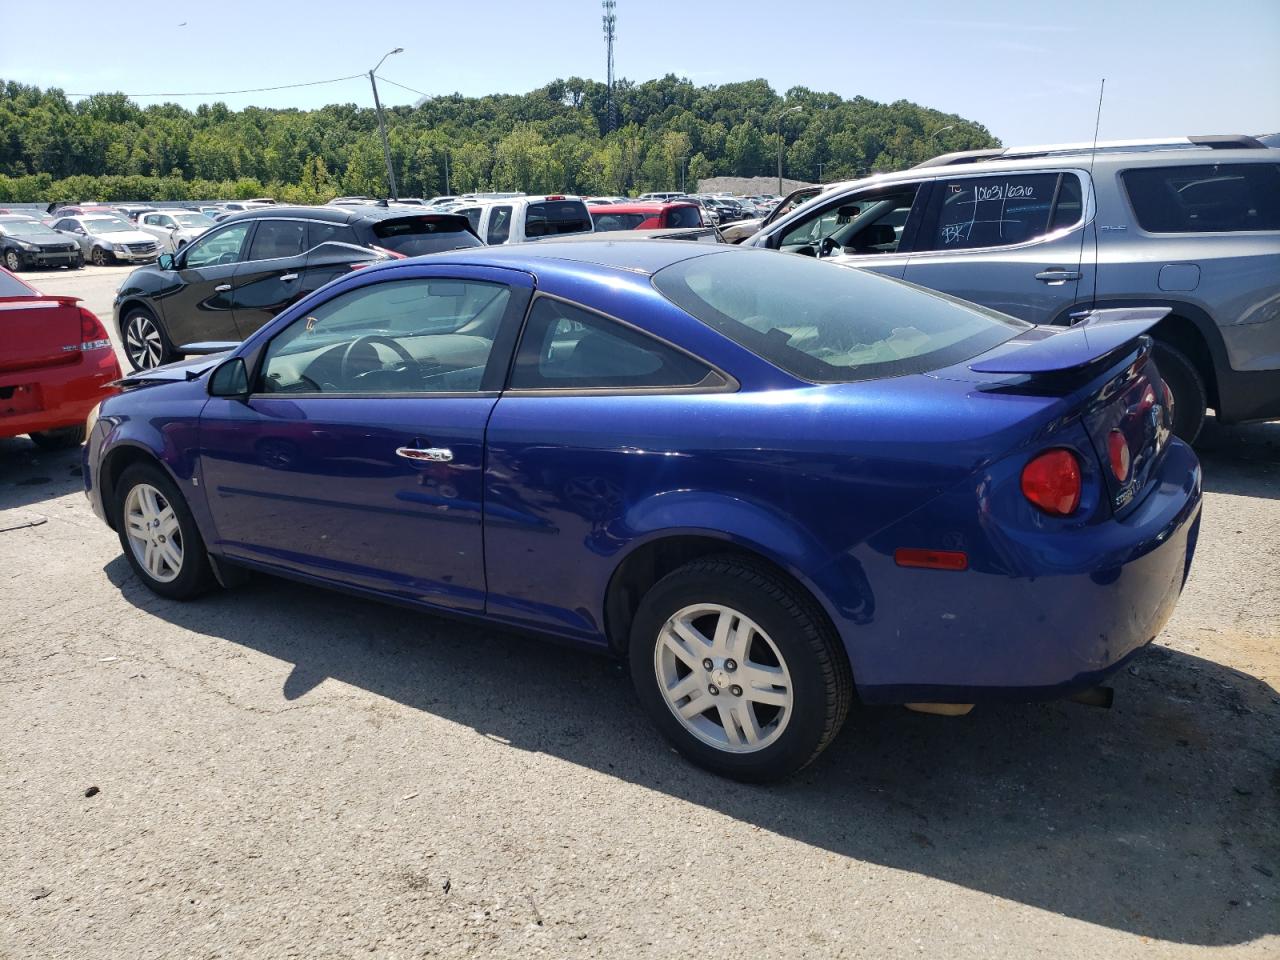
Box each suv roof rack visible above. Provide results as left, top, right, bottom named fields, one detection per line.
left=913, top=135, right=1268, bottom=169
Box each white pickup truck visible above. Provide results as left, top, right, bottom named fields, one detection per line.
left=451, top=195, right=594, bottom=245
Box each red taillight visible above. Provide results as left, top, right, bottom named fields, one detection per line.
left=894, top=548, right=968, bottom=571
left=78, top=307, right=112, bottom=352
left=369, top=245, right=406, bottom=259
left=1107, top=429, right=1131, bottom=482
left=1021, top=448, right=1082, bottom=517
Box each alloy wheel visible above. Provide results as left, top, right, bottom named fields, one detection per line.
left=91, top=247, right=108, bottom=266
left=123, top=483, right=184, bottom=584
left=125, top=313, right=164, bottom=369
left=653, top=602, right=794, bottom=753
left=4, top=250, right=19, bottom=272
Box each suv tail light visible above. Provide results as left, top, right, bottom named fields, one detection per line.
left=1021, top=449, right=1082, bottom=516
left=369, top=245, right=406, bottom=260
left=78, top=307, right=113, bottom=352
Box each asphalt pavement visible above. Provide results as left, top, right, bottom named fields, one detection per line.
left=1, top=262, right=1277, bottom=958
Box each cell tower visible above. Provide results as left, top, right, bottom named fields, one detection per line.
left=602, top=0, right=617, bottom=132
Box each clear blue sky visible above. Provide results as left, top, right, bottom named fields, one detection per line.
left=3, top=0, right=1277, bottom=145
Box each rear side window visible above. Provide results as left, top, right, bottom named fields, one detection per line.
left=487, top=206, right=513, bottom=243
left=525, top=200, right=592, bottom=238
left=370, top=216, right=480, bottom=256
left=0, top=271, right=33, bottom=296
left=247, top=219, right=306, bottom=260
left=510, top=297, right=713, bottom=390
left=922, top=173, right=1073, bottom=250
left=306, top=221, right=358, bottom=249
left=592, top=212, right=650, bottom=231
left=1122, top=163, right=1280, bottom=232
left=653, top=249, right=1027, bottom=383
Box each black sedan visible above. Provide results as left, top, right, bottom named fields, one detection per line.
left=112, top=206, right=482, bottom=370
left=0, top=216, right=84, bottom=271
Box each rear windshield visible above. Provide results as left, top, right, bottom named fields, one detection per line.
left=652, top=250, right=1028, bottom=383
left=370, top=216, right=481, bottom=256
left=525, top=200, right=592, bottom=238
left=1122, top=163, right=1280, bottom=232
left=592, top=211, right=651, bottom=231
left=0, top=271, right=33, bottom=297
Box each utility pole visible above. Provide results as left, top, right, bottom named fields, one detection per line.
left=602, top=1, right=617, bottom=133
left=776, top=105, right=801, bottom=195
left=817, top=162, right=825, bottom=182
left=679, top=157, right=687, bottom=193
left=369, top=47, right=403, bottom=200
left=444, top=150, right=450, bottom=195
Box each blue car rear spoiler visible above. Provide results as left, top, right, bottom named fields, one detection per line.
left=969, top=307, right=1171, bottom=374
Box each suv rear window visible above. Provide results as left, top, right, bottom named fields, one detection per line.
left=369, top=215, right=481, bottom=256
left=525, top=200, right=592, bottom=238
left=652, top=249, right=1027, bottom=383
left=592, top=212, right=650, bottom=231
left=1122, top=163, right=1280, bottom=232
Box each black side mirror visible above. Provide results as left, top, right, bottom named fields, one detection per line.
left=209, top=357, right=250, bottom=399
left=157, top=252, right=174, bottom=271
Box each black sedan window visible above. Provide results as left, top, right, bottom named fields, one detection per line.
left=652, top=249, right=1027, bottom=383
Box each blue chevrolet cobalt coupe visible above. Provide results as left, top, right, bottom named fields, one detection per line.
left=85, top=242, right=1202, bottom=781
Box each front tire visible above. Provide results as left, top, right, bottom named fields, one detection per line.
left=4, top=249, right=21, bottom=272
left=91, top=246, right=111, bottom=266
left=122, top=306, right=173, bottom=371
left=114, top=462, right=214, bottom=600
left=1153, top=342, right=1207, bottom=444
left=629, top=555, right=853, bottom=782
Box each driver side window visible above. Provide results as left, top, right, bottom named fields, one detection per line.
left=259, top=277, right=512, bottom=395
left=183, top=223, right=251, bottom=269
left=778, top=187, right=921, bottom=257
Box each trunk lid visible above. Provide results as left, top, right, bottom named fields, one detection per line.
left=0, top=296, right=82, bottom=374
left=945, top=307, right=1176, bottom=516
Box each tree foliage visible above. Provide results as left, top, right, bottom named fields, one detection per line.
left=0, top=76, right=999, bottom=201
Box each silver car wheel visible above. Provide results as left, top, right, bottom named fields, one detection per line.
left=654, top=602, right=794, bottom=754
left=4, top=250, right=19, bottom=272
left=123, top=483, right=184, bottom=584
left=125, top=312, right=164, bottom=369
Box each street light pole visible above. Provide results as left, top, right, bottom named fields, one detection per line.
left=817, top=162, right=825, bottom=182
left=368, top=47, right=404, bottom=200
left=776, top=105, right=802, bottom=195
left=679, top=157, right=687, bottom=194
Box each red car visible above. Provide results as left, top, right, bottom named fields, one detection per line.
left=0, top=268, right=121, bottom=449
left=588, top=201, right=705, bottom=232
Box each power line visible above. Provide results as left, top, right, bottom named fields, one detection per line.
left=377, top=76, right=432, bottom=99
left=66, top=73, right=366, bottom=99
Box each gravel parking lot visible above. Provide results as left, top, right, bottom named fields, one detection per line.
left=2, top=263, right=1277, bottom=959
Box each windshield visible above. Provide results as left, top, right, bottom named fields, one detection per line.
left=82, top=218, right=133, bottom=233
left=652, top=249, right=1028, bottom=383
left=174, top=213, right=215, bottom=228
left=0, top=219, right=59, bottom=237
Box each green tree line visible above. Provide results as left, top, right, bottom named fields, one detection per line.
left=0, top=76, right=999, bottom=202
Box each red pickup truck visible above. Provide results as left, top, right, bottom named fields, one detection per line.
left=1, top=268, right=121, bottom=449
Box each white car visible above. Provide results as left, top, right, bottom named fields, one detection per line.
left=450, top=195, right=594, bottom=245
left=49, top=214, right=161, bottom=265
left=136, top=210, right=217, bottom=252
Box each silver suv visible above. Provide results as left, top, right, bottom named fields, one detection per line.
left=744, top=135, right=1280, bottom=440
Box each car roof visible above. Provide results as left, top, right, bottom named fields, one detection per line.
left=589, top=201, right=696, bottom=212
left=420, top=237, right=725, bottom=277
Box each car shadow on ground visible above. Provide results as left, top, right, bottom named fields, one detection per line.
left=0, top=438, right=85, bottom=517
left=1195, top=416, right=1280, bottom=500
left=104, top=548, right=1278, bottom=947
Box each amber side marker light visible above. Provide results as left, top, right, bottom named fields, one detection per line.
left=894, top=548, right=969, bottom=571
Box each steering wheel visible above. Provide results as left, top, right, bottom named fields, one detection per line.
left=339, top=335, right=420, bottom=386
left=818, top=236, right=839, bottom=258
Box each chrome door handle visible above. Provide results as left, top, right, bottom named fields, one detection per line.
left=396, top=446, right=453, bottom=463
left=214, top=283, right=232, bottom=292
left=280, top=272, right=298, bottom=282
left=1034, top=269, right=1082, bottom=283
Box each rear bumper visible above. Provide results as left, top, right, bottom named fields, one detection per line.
left=0, top=351, right=120, bottom=439
left=1217, top=366, right=1280, bottom=424
left=844, top=439, right=1203, bottom=704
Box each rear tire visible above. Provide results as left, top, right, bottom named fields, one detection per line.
left=122, top=306, right=173, bottom=371
left=29, top=425, right=85, bottom=450
left=1153, top=341, right=1207, bottom=444
left=629, top=555, right=853, bottom=782
left=114, top=461, right=214, bottom=600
